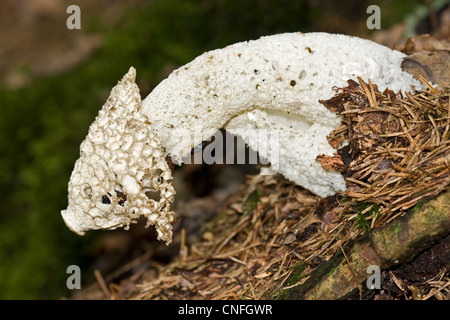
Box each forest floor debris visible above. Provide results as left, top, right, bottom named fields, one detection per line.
left=71, top=77, right=449, bottom=300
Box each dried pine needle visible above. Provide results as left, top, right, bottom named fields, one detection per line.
left=81, top=78, right=449, bottom=301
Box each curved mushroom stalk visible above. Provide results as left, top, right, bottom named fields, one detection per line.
left=61, top=67, right=176, bottom=244
left=141, top=32, right=421, bottom=197
left=224, top=109, right=346, bottom=197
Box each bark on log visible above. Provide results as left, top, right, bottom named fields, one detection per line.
left=280, top=189, right=450, bottom=300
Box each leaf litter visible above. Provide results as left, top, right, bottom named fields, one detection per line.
left=71, top=76, right=450, bottom=301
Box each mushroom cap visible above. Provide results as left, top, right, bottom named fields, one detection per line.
left=61, top=67, right=176, bottom=244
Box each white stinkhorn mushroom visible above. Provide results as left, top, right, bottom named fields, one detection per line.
left=62, top=32, right=422, bottom=244
left=61, top=68, right=176, bottom=244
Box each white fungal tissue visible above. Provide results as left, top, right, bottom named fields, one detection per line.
left=62, top=32, right=423, bottom=243
left=61, top=68, right=176, bottom=244
left=141, top=32, right=421, bottom=197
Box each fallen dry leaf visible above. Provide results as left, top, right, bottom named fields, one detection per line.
left=402, top=34, right=450, bottom=55
left=402, top=50, right=450, bottom=85
left=316, top=154, right=346, bottom=172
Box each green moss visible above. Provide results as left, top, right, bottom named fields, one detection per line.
left=410, top=197, right=430, bottom=214
left=276, top=262, right=308, bottom=299
left=242, top=189, right=261, bottom=215
left=354, top=202, right=380, bottom=234
left=391, top=220, right=403, bottom=235
left=288, top=262, right=308, bottom=285
left=278, top=247, right=350, bottom=300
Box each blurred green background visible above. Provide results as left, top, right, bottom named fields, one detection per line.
left=0, top=0, right=445, bottom=299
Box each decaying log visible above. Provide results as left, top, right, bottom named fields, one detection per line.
left=280, top=189, right=450, bottom=300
